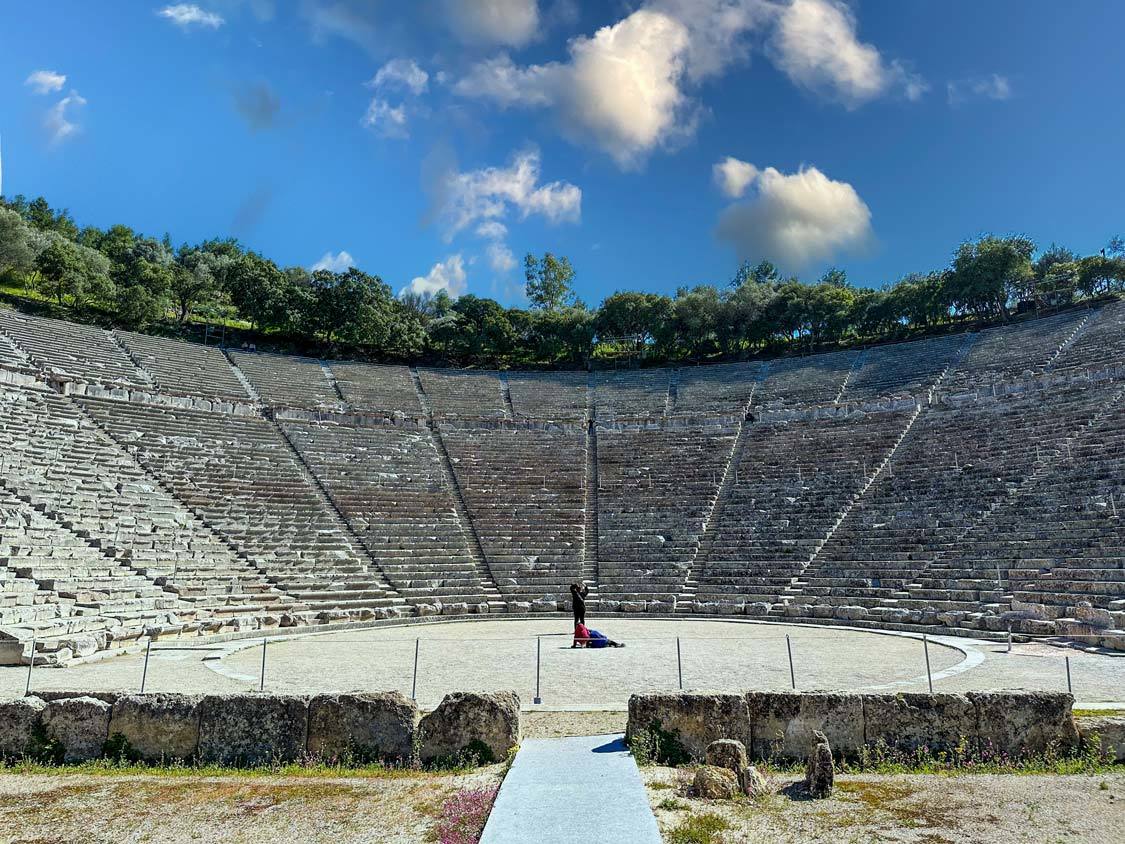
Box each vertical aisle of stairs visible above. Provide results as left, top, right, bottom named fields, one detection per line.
left=581, top=371, right=600, bottom=593
left=499, top=371, right=516, bottom=420
left=1045, top=307, right=1099, bottom=371
left=410, top=367, right=506, bottom=610
left=833, top=348, right=868, bottom=404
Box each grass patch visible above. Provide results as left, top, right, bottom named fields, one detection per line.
left=658, top=796, right=689, bottom=811
left=1074, top=709, right=1124, bottom=719
left=667, top=811, right=731, bottom=844
left=0, top=756, right=478, bottom=780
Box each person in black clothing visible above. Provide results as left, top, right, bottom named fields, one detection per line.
left=570, top=581, right=589, bottom=627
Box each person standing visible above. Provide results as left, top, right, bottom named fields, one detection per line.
left=570, top=581, right=589, bottom=627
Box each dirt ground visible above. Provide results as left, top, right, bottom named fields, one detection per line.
left=0, top=765, right=504, bottom=844
left=643, top=767, right=1125, bottom=844
left=521, top=709, right=626, bottom=739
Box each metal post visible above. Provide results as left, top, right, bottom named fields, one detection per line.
left=1065, top=656, right=1072, bottom=694
left=785, top=634, right=796, bottom=690
left=411, top=638, right=420, bottom=701
left=24, top=635, right=35, bottom=697
left=923, top=634, right=933, bottom=694
left=259, top=637, right=267, bottom=692
left=534, top=636, right=542, bottom=705
left=676, top=637, right=683, bottom=691
left=140, top=638, right=153, bottom=693
left=1007, top=629, right=1012, bottom=654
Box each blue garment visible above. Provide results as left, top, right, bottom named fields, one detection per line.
left=587, top=630, right=610, bottom=648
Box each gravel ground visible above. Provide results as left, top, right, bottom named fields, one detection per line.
left=0, top=766, right=504, bottom=844
left=522, top=710, right=627, bottom=739
left=643, top=768, right=1125, bottom=844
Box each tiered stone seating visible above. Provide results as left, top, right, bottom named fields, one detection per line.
left=417, top=369, right=505, bottom=418
left=506, top=371, right=588, bottom=421
left=0, top=326, right=28, bottom=369
left=796, top=385, right=1110, bottom=614
left=77, top=397, right=398, bottom=616
left=0, top=309, right=149, bottom=387
left=919, top=395, right=1125, bottom=619
left=441, top=424, right=585, bottom=598
left=0, top=382, right=274, bottom=646
left=942, top=309, right=1090, bottom=393
left=674, top=363, right=760, bottom=415
left=597, top=421, right=737, bottom=602
left=281, top=419, right=495, bottom=608
left=694, top=412, right=911, bottom=606
left=1050, top=301, right=1125, bottom=376
left=116, top=331, right=250, bottom=401
left=329, top=361, right=420, bottom=414
left=594, top=369, right=670, bottom=419
left=227, top=350, right=342, bottom=409
left=754, top=350, right=859, bottom=410
left=842, top=334, right=965, bottom=402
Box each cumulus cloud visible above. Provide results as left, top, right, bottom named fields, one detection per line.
left=475, top=221, right=509, bottom=240
left=311, top=250, right=356, bottom=272
left=232, top=82, right=281, bottom=130
left=444, top=0, right=540, bottom=47
left=439, top=148, right=581, bottom=238
left=715, top=163, right=873, bottom=269
left=713, top=156, right=760, bottom=198
left=158, top=3, right=225, bottom=28
left=400, top=254, right=468, bottom=298
left=371, top=58, right=429, bottom=96
left=45, top=91, right=87, bottom=145
left=361, top=98, right=409, bottom=138
left=770, top=0, right=923, bottom=107
left=947, top=73, right=1011, bottom=106
left=486, top=242, right=517, bottom=273
left=25, top=70, right=67, bottom=95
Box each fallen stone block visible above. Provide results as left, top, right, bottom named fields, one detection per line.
left=307, top=692, right=417, bottom=763
left=108, top=694, right=202, bottom=762
left=693, top=765, right=739, bottom=799
left=418, top=691, right=519, bottom=766
left=804, top=731, right=833, bottom=798
left=198, top=694, right=308, bottom=766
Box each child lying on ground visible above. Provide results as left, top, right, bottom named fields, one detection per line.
left=572, top=622, right=625, bottom=648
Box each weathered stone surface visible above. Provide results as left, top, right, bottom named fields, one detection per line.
left=862, top=693, right=976, bottom=754
left=34, top=690, right=125, bottom=705
left=626, top=693, right=751, bottom=762
left=746, top=692, right=863, bottom=761
left=705, top=738, right=749, bottom=775
left=804, top=731, right=834, bottom=798
left=1078, top=716, right=1125, bottom=763
left=0, top=697, right=46, bottom=758
left=307, top=692, right=418, bottom=763
left=43, top=696, right=111, bottom=762
left=198, top=694, right=308, bottom=766
left=968, top=692, right=1078, bottom=759
left=418, top=691, right=519, bottom=765
left=692, top=765, right=739, bottom=799
left=743, top=764, right=769, bottom=798
left=108, top=694, right=202, bottom=762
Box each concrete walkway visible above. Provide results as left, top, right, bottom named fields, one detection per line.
left=480, top=733, right=661, bottom=844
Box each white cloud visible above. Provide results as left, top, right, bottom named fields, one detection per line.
left=713, top=156, right=760, bottom=198
left=476, top=221, right=508, bottom=240
left=650, top=0, right=772, bottom=82
left=715, top=163, right=873, bottom=269
left=444, top=0, right=540, bottom=47
left=455, top=9, right=697, bottom=168
left=25, top=70, right=67, bottom=95
left=45, top=91, right=87, bottom=145
left=311, top=250, right=356, bottom=272
left=158, top=3, right=225, bottom=28
left=400, top=254, right=468, bottom=298
left=370, top=58, right=429, bottom=96
left=947, top=73, right=1011, bottom=106
left=769, top=0, right=923, bottom=107
left=361, top=98, right=409, bottom=138
left=486, top=242, right=517, bottom=273
left=440, top=148, right=581, bottom=238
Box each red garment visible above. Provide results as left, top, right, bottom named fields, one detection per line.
left=573, top=623, right=590, bottom=645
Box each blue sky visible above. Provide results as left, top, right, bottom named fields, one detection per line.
left=2, top=1, right=1123, bottom=306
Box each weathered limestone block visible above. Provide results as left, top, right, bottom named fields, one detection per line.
left=626, top=693, right=750, bottom=762
left=705, top=738, right=766, bottom=796
left=108, top=694, right=202, bottom=762
left=862, top=693, right=976, bottom=754
left=418, top=691, right=520, bottom=765
left=804, top=731, right=834, bottom=798
left=307, top=692, right=418, bottom=763
left=530, top=598, right=557, bottom=613
left=1078, top=716, right=1125, bottom=763
left=746, top=692, right=863, bottom=762
left=198, top=694, right=309, bottom=766
left=619, top=601, right=645, bottom=613
left=0, top=697, right=46, bottom=758
left=35, top=690, right=125, bottom=705
left=967, top=692, right=1078, bottom=759
left=647, top=600, right=674, bottom=614
left=746, top=602, right=771, bottom=617
left=693, top=765, right=739, bottom=799
left=43, top=696, right=111, bottom=762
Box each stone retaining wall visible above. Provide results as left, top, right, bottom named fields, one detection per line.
left=0, top=690, right=520, bottom=767
left=627, top=691, right=1084, bottom=762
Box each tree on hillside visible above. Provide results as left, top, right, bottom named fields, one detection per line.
left=947, top=235, right=1035, bottom=320
left=524, top=252, right=575, bottom=311
left=0, top=208, right=34, bottom=275
left=595, top=291, right=673, bottom=351
left=34, top=233, right=113, bottom=309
